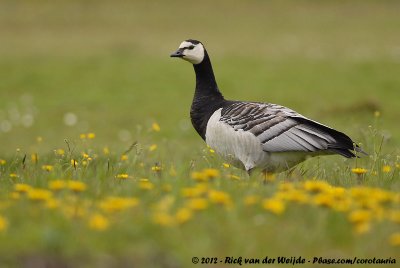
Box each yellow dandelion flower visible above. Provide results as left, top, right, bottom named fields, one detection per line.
left=389, top=233, right=400, bottom=247
left=14, top=183, right=32, bottom=193
left=82, top=152, right=89, bottom=159
left=45, top=198, right=59, bottom=209
left=149, top=144, right=158, bottom=152
left=243, top=195, right=260, bottom=206
left=227, top=174, right=241, bottom=181
left=31, top=153, right=39, bottom=163
left=0, top=159, right=6, bottom=165
left=203, top=168, right=220, bottom=178
left=175, top=208, right=192, bottom=224
left=56, top=149, right=65, bottom=156
left=382, top=165, right=392, bottom=173
left=313, top=194, right=335, bottom=208
left=208, top=190, right=232, bottom=206
left=186, top=198, right=208, bottom=211
left=120, top=154, right=128, bottom=161
left=87, top=133, right=96, bottom=139
left=99, top=197, right=139, bottom=213
left=303, top=180, right=331, bottom=193
left=71, top=159, right=78, bottom=167
left=9, top=173, right=19, bottom=179
left=282, top=190, right=309, bottom=204
left=27, top=188, right=53, bottom=202
left=348, top=210, right=372, bottom=224
left=152, top=212, right=174, bottom=226
left=151, top=165, right=162, bottom=172
left=41, top=165, right=54, bottom=172
left=354, top=222, right=371, bottom=235
left=48, top=180, right=66, bottom=191
left=262, top=198, right=285, bottom=215
left=351, top=168, right=368, bottom=175
left=151, top=122, right=161, bottom=132
left=139, top=179, right=155, bottom=190
left=209, top=148, right=215, bottom=154
left=0, top=216, right=8, bottom=232
left=88, top=214, right=109, bottom=231
left=191, top=171, right=208, bottom=182
left=67, top=180, right=87, bottom=193
left=181, top=185, right=207, bottom=198
left=222, top=163, right=230, bottom=168
left=116, top=173, right=130, bottom=179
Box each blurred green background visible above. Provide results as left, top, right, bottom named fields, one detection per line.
left=1, top=0, right=399, bottom=155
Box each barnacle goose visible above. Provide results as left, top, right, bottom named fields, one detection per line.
left=171, top=39, right=365, bottom=173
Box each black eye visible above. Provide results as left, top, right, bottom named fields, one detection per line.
left=188, top=45, right=195, bottom=50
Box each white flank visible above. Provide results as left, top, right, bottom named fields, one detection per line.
left=205, top=108, right=310, bottom=172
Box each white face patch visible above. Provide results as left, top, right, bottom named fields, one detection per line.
left=178, top=41, right=205, bottom=64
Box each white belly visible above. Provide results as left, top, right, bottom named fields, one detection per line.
left=205, top=109, right=308, bottom=172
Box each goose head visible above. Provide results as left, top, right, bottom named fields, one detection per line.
left=170, top=39, right=205, bottom=65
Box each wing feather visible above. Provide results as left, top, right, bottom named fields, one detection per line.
left=220, top=101, right=358, bottom=157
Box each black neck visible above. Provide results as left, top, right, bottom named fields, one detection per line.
left=190, top=50, right=225, bottom=140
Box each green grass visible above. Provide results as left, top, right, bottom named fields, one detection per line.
left=0, top=0, right=399, bottom=267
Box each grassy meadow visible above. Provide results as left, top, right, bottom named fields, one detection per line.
left=0, top=0, right=399, bottom=267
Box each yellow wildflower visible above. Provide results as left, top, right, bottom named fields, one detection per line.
left=388, top=210, right=400, bottom=224
left=71, top=159, right=78, bottom=168
left=374, top=111, right=380, bottom=118
left=99, top=197, right=139, bottom=213
left=0, top=216, right=8, bottom=232
left=348, top=210, right=372, bottom=224
left=27, top=188, right=53, bottom=202
left=80, top=133, right=86, bottom=139
left=151, top=165, right=162, bottom=172
left=389, top=233, right=400, bottom=247
left=227, top=174, right=241, bottom=181
left=209, top=148, right=215, bottom=154
left=151, top=122, right=161, bottom=132
left=103, top=147, right=110, bottom=155
left=67, top=180, right=87, bottom=192
left=139, top=179, right=155, bottom=190
left=208, top=190, right=232, bottom=206
left=222, top=163, right=230, bottom=168
left=48, top=180, right=66, bottom=191
left=175, top=208, right=192, bottom=224
left=31, top=153, right=38, bottom=163
left=262, top=198, right=285, bottom=215
left=41, top=165, right=54, bottom=172
left=14, top=183, right=32, bottom=193
left=116, top=173, right=130, bottom=179
left=120, top=154, right=128, bottom=161
left=203, top=168, right=220, bottom=178
left=281, top=190, right=309, bottom=204
left=191, top=171, right=207, bottom=182
left=303, top=180, right=331, bottom=193
left=9, top=173, right=19, bottom=178
left=88, top=214, right=109, bottom=231
left=313, top=194, right=335, bottom=208
left=56, top=149, right=65, bottom=156
left=87, top=133, right=96, bottom=139
left=0, top=159, right=6, bottom=165
left=149, top=144, right=158, bottom=152
left=181, top=185, right=208, bottom=198
left=354, top=222, right=371, bottom=235
left=186, top=198, right=208, bottom=211
left=351, top=168, right=368, bottom=175
left=382, top=165, right=391, bottom=173
left=152, top=212, right=174, bottom=226
left=45, top=198, right=59, bottom=209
